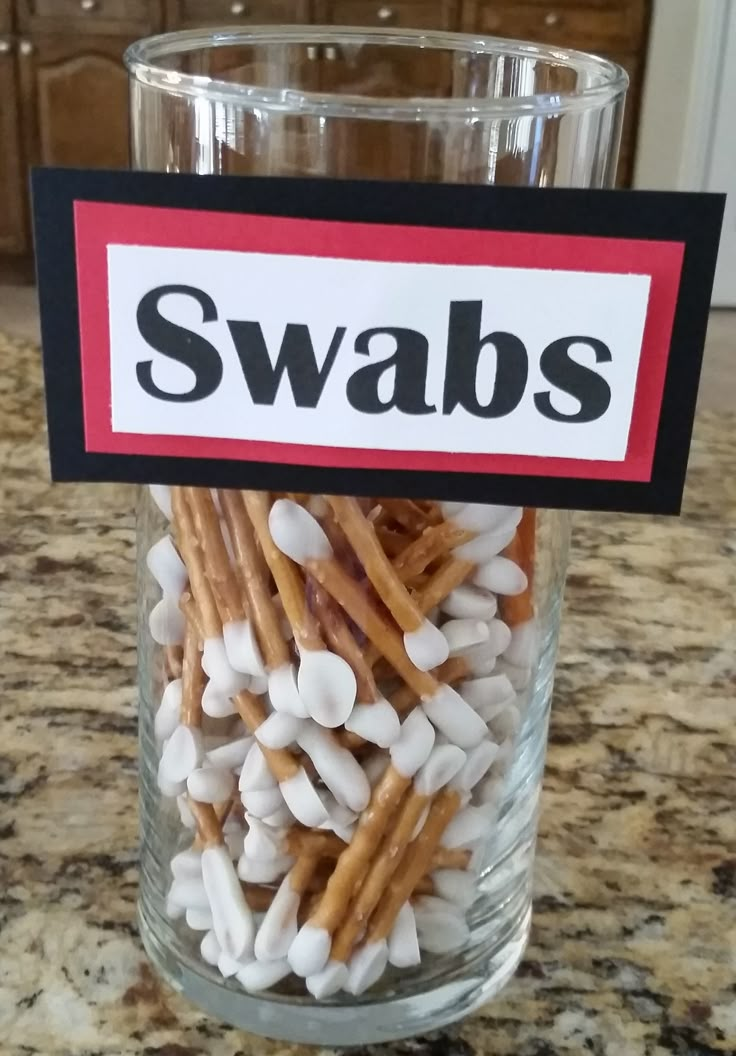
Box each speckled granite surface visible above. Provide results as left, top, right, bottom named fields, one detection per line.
left=0, top=330, right=734, bottom=1056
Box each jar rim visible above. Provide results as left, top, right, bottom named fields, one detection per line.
left=124, top=26, right=628, bottom=122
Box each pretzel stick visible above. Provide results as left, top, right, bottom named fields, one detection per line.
left=188, top=798, right=226, bottom=847
left=243, top=490, right=357, bottom=728
left=327, top=496, right=448, bottom=671
left=232, top=690, right=299, bottom=784
left=171, top=487, right=221, bottom=639
left=185, top=488, right=245, bottom=625
left=365, top=788, right=463, bottom=943
left=392, top=522, right=474, bottom=584
left=187, top=797, right=256, bottom=959
left=218, top=490, right=291, bottom=670
left=296, top=764, right=411, bottom=936
left=181, top=620, right=204, bottom=727
left=254, top=845, right=325, bottom=961
left=269, top=501, right=486, bottom=749
left=367, top=557, right=475, bottom=674
left=165, top=645, right=183, bottom=680
left=310, top=583, right=378, bottom=704
left=329, top=785, right=431, bottom=964
left=375, top=497, right=438, bottom=534
left=375, top=527, right=410, bottom=558
left=242, top=490, right=323, bottom=652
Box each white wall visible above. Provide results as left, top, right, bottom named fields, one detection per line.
left=634, top=0, right=728, bottom=192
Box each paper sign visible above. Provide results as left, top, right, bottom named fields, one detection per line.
left=32, top=168, right=724, bottom=513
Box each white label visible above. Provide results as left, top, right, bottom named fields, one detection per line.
left=107, top=244, right=651, bottom=462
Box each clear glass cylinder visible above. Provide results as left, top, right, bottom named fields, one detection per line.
left=127, top=27, right=626, bottom=1045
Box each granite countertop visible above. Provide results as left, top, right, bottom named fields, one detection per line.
left=1, top=330, right=734, bottom=1056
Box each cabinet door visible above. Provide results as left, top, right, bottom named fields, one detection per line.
left=19, top=35, right=130, bottom=170
left=0, top=38, right=29, bottom=254
left=462, top=0, right=647, bottom=53
left=316, top=0, right=457, bottom=30
left=165, top=0, right=310, bottom=28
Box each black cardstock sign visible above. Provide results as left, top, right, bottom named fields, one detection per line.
left=32, top=167, right=724, bottom=514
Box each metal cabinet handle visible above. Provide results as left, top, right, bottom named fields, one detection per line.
left=80, top=0, right=99, bottom=11
left=231, top=0, right=247, bottom=13
left=324, top=45, right=338, bottom=60
left=306, top=44, right=318, bottom=60
left=377, top=4, right=395, bottom=21
left=544, top=11, right=561, bottom=26
left=19, top=39, right=34, bottom=56
left=0, top=38, right=12, bottom=54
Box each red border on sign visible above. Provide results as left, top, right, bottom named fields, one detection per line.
left=74, top=200, right=684, bottom=482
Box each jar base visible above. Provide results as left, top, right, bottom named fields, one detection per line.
left=138, top=900, right=531, bottom=1046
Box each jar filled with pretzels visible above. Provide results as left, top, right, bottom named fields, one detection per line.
left=138, top=488, right=570, bottom=1039
left=127, top=22, right=621, bottom=1046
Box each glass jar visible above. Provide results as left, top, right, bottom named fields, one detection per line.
left=127, top=27, right=626, bottom=1045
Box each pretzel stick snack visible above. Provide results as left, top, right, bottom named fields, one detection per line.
left=218, top=489, right=306, bottom=718
left=242, top=490, right=357, bottom=728
left=268, top=500, right=487, bottom=750
left=327, top=496, right=449, bottom=672
left=149, top=487, right=541, bottom=1001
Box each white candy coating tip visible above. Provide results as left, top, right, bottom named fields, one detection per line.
left=146, top=536, right=188, bottom=597
left=201, top=682, right=238, bottom=719
left=297, top=724, right=370, bottom=813
left=390, top=707, right=436, bottom=777
left=388, top=902, right=421, bottom=968
left=279, top=768, right=330, bottom=828
left=223, top=619, right=265, bottom=677
left=149, top=596, right=185, bottom=646
left=268, top=664, right=308, bottom=718
left=239, top=742, right=277, bottom=793
left=288, top=924, right=331, bottom=977
left=149, top=484, right=172, bottom=520
left=241, top=785, right=284, bottom=820
left=186, top=906, right=214, bottom=931
left=404, top=619, right=449, bottom=672
left=201, top=844, right=256, bottom=960
left=159, top=724, right=203, bottom=784
left=155, top=679, right=182, bottom=742
left=297, top=648, right=357, bottom=728
left=441, top=619, right=489, bottom=658
left=473, top=555, right=528, bottom=595
left=306, top=961, right=349, bottom=999
left=344, top=698, right=400, bottom=748
left=255, top=711, right=306, bottom=750
left=202, top=638, right=250, bottom=695
left=440, top=585, right=497, bottom=621
left=422, top=685, right=487, bottom=749
left=237, top=958, right=291, bottom=992
left=200, top=930, right=221, bottom=966
left=346, top=940, right=389, bottom=995
left=415, top=744, right=467, bottom=797
left=254, top=875, right=300, bottom=962
left=186, top=766, right=234, bottom=804
left=269, top=499, right=333, bottom=564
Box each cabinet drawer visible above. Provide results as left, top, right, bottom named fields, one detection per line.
left=167, top=0, right=310, bottom=26
left=462, top=1, right=646, bottom=53
left=319, top=0, right=458, bottom=31
left=0, top=0, right=11, bottom=33
left=19, top=0, right=159, bottom=33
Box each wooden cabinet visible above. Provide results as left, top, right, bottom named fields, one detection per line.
left=18, top=35, right=132, bottom=169
left=462, top=0, right=646, bottom=52
left=315, top=0, right=457, bottom=30
left=0, top=34, right=28, bottom=254
left=0, top=0, right=652, bottom=277
left=17, top=0, right=160, bottom=34
left=165, top=0, right=310, bottom=27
